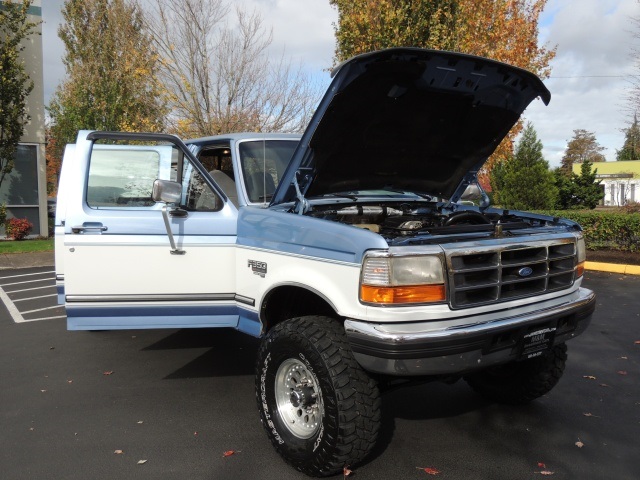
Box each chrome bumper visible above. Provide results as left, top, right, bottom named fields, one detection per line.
left=344, top=287, right=595, bottom=376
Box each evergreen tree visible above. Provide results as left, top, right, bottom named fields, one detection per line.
left=616, top=114, right=640, bottom=160
left=554, top=160, right=603, bottom=209
left=47, top=0, right=167, bottom=161
left=491, top=123, right=557, bottom=210
left=0, top=0, right=39, bottom=190
left=560, top=129, right=605, bottom=174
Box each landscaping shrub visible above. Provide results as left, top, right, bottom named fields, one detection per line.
left=5, top=217, right=33, bottom=240
left=539, top=210, right=640, bottom=253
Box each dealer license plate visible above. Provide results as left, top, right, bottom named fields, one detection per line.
left=520, top=327, right=556, bottom=359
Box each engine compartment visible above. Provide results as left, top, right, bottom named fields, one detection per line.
left=305, top=202, right=565, bottom=245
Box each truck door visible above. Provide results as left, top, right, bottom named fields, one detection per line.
left=60, top=131, right=255, bottom=332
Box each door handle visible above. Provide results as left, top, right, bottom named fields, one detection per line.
left=71, top=223, right=108, bottom=234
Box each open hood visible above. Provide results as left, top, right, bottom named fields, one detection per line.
left=271, top=48, right=550, bottom=206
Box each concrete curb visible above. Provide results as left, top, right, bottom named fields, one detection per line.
left=585, top=261, right=640, bottom=276
left=0, top=251, right=639, bottom=275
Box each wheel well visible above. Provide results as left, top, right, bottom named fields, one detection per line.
left=261, top=285, right=338, bottom=332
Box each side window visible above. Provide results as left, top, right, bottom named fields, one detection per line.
left=181, top=163, right=222, bottom=212
left=87, top=143, right=223, bottom=212
left=87, top=148, right=164, bottom=208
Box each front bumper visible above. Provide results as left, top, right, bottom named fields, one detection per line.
left=344, top=287, right=595, bottom=376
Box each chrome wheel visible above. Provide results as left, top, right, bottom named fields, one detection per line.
left=274, top=358, right=324, bottom=439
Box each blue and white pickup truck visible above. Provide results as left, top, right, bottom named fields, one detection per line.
left=55, top=48, right=595, bottom=476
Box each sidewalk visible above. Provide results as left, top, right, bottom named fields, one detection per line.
left=0, top=250, right=638, bottom=275
left=0, top=251, right=55, bottom=269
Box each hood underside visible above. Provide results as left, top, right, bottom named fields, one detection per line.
left=272, top=48, right=550, bottom=205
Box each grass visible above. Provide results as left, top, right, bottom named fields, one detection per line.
left=0, top=238, right=54, bottom=254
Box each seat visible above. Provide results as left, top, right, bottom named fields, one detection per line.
left=210, top=170, right=238, bottom=207
left=247, top=172, right=276, bottom=203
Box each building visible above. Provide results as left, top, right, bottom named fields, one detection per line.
left=0, top=0, right=47, bottom=237
left=573, top=160, right=640, bottom=206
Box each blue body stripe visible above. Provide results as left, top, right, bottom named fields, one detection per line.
left=66, top=303, right=261, bottom=336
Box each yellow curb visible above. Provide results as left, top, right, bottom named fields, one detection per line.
left=585, top=261, right=640, bottom=276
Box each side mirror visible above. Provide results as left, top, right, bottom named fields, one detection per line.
left=152, top=179, right=185, bottom=255
left=152, top=179, right=182, bottom=204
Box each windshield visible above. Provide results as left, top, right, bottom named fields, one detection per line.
left=239, top=140, right=298, bottom=203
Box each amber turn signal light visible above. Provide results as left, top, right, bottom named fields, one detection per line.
left=360, top=284, right=446, bottom=304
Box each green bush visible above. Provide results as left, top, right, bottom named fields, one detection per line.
left=538, top=210, right=640, bottom=253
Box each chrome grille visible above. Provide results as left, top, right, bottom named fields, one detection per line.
left=448, top=241, right=577, bottom=309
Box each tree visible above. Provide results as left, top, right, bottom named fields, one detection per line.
left=330, top=0, right=556, bottom=173
left=559, top=129, right=605, bottom=174
left=47, top=0, right=167, bottom=161
left=45, top=126, right=61, bottom=195
left=554, top=161, right=603, bottom=209
left=490, top=123, right=557, bottom=210
left=0, top=0, right=39, bottom=190
left=139, top=0, right=321, bottom=138
left=616, top=114, right=640, bottom=160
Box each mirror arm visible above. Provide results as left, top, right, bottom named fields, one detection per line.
left=161, top=205, right=185, bottom=255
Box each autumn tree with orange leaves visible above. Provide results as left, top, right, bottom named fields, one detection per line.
left=330, top=0, right=556, bottom=183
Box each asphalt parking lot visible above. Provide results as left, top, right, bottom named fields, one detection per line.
left=1, top=270, right=638, bottom=480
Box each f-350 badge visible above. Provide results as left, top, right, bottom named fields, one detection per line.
left=248, top=260, right=267, bottom=277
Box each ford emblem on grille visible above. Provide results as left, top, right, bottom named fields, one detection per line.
left=518, top=267, right=534, bottom=277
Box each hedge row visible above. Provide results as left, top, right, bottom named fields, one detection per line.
left=537, top=210, right=640, bottom=253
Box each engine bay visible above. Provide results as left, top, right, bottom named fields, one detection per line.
left=305, top=202, right=564, bottom=245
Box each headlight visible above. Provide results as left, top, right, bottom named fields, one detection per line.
left=576, top=234, right=586, bottom=278
left=360, top=254, right=446, bottom=305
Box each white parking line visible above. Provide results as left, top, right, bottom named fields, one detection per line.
left=5, top=285, right=55, bottom=294
left=13, top=293, right=58, bottom=302
left=0, top=278, right=55, bottom=287
left=18, top=315, right=66, bottom=323
left=0, top=288, right=24, bottom=323
left=0, top=270, right=54, bottom=280
left=0, top=271, right=61, bottom=323
left=22, top=305, right=63, bottom=315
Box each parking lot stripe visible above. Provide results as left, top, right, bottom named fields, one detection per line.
left=5, top=285, right=55, bottom=294
left=22, top=305, right=63, bottom=315
left=12, top=293, right=58, bottom=302
left=0, top=270, right=54, bottom=280
left=0, top=278, right=55, bottom=287
left=0, top=288, right=25, bottom=323
left=19, top=315, right=66, bottom=323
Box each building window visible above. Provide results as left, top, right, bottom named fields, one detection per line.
left=0, top=144, right=41, bottom=235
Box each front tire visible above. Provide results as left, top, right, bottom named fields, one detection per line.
left=464, top=343, right=568, bottom=405
left=256, top=316, right=380, bottom=477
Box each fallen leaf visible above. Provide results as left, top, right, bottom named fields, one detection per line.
left=137, top=459, right=147, bottom=465
left=103, top=371, right=114, bottom=376
left=114, top=450, right=123, bottom=455
left=416, top=467, right=440, bottom=475
left=343, top=466, right=353, bottom=477
left=222, top=450, right=239, bottom=457
left=575, top=440, right=584, bottom=448
left=618, top=371, right=628, bottom=375
left=583, top=375, right=597, bottom=380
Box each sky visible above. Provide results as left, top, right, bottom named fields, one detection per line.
left=40, top=0, right=639, bottom=167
